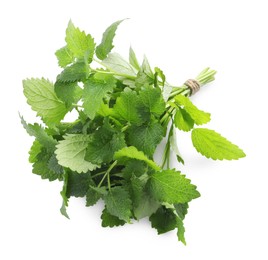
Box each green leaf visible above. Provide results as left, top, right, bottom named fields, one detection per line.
left=148, top=169, right=200, bottom=204
left=127, top=121, right=164, bottom=157
left=66, top=171, right=92, bottom=198
left=177, top=219, right=186, bottom=245
left=174, top=107, right=194, bottom=132
left=55, top=46, right=74, bottom=68
left=174, top=203, right=188, bottom=245
left=114, top=146, right=161, bottom=171
left=85, top=120, right=126, bottom=164
left=96, top=19, right=125, bottom=60
left=20, top=116, right=57, bottom=152
left=60, top=171, right=70, bottom=219
left=129, top=46, right=140, bottom=70
left=101, top=207, right=126, bottom=227
left=32, top=149, right=63, bottom=181
left=135, top=57, right=154, bottom=88
left=149, top=206, right=178, bottom=234
left=191, top=128, right=246, bottom=160
left=86, top=185, right=101, bottom=206
left=139, top=86, right=166, bottom=117
left=47, top=154, right=64, bottom=174
left=154, top=67, right=166, bottom=86
left=174, top=203, right=188, bottom=220
left=122, top=160, right=147, bottom=179
left=65, top=20, right=95, bottom=61
left=129, top=176, right=159, bottom=219
left=102, top=53, right=136, bottom=77
left=112, top=88, right=143, bottom=124
left=56, top=61, right=90, bottom=83
left=55, top=134, right=99, bottom=173
left=174, top=95, right=211, bottom=125
left=55, top=82, right=82, bottom=109
left=103, top=186, right=132, bottom=222
left=29, top=140, right=42, bottom=163
left=141, top=56, right=154, bottom=78
left=23, top=78, right=68, bottom=126
left=82, top=73, right=116, bottom=119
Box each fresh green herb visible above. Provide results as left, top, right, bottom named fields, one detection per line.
left=21, top=19, right=245, bottom=245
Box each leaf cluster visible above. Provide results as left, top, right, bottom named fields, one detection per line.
left=21, top=20, right=245, bottom=244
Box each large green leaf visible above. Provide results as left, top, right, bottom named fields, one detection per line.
left=65, top=20, right=95, bottom=61
left=148, top=169, right=200, bottom=204
left=23, top=78, right=68, bottom=126
left=191, top=128, right=246, bottom=160
left=103, top=186, right=132, bottom=222
left=55, top=134, right=99, bottom=173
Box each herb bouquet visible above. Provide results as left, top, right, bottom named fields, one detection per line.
left=21, top=20, right=245, bottom=244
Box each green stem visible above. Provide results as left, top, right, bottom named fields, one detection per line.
left=161, top=124, right=174, bottom=168
left=72, top=103, right=83, bottom=108
left=161, top=68, right=216, bottom=128
left=91, top=170, right=107, bottom=179
left=97, top=160, right=118, bottom=190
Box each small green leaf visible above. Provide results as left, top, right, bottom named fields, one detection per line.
left=56, top=61, right=90, bottom=83
left=122, top=160, right=147, bottom=180
left=96, top=19, right=125, bottom=60
left=177, top=219, right=186, bottom=245
left=174, top=107, right=194, bottom=132
left=154, top=67, right=166, bottom=86
left=55, top=46, right=74, bottom=68
left=112, top=88, right=143, bottom=124
left=55, top=82, right=82, bottom=109
left=82, top=73, right=116, bottom=119
left=20, top=116, right=57, bottom=152
left=141, top=56, right=154, bottom=78
left=114, top=146, right=161, bottom=171
left=65, top=20, right=95, bottom=61
left=86, top=185, right=101, bottom=206
left=174, top=94, right=211, bottom=125
left=129, top=176, right=159, bottom=219
left=129, top=46, right=140, bottom=70
left=101, top=207, right=126, bottom=227
left=55, top=134, right=99, bottom=173
left=127, top=121, right=164, bottom=157
left=135, top=57, right=154, bottom=88
left=104, top=186, right=132, bottom=222
left=33, top=149, right=63, bottom=181
left=28, top=140, right=42, bottom=163
left=174, top=203, right=188, bottom=220
left=191, top=128, right=246, bottom=160
left=47, top=154, right=64, bottom=174
left=85, top=121, right=126, bottom=164
left=23, top=78, right=68, bottom=126
left=148, top=169, right=200, bottom=204
left=60, top=171, right=70, bottom=219
left=139, top=86, right=166, bottom=117
left=66, top=171, right=92, bottom=198
left=149, top=206, right=178, bottom=234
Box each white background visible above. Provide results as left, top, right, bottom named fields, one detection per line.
left=1, top=0, right=267, bottom=259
